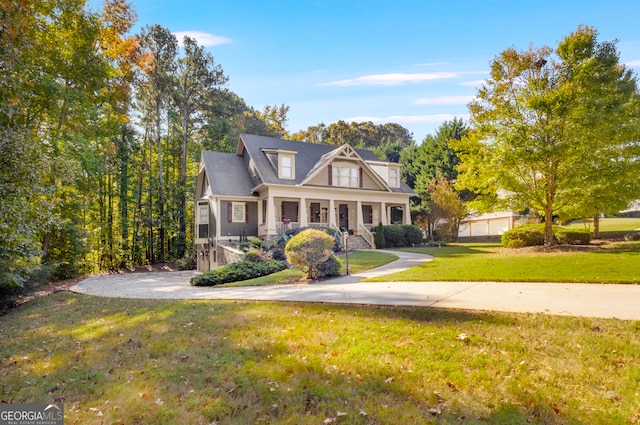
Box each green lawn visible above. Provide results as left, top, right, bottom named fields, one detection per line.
left=2, top=293, right=639, bottom=424
left=365, top=242, right=640, bottom=284
left=564, top=217, right=640, bottom=232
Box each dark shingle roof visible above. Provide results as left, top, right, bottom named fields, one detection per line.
left=201, top=134, right=415, bottom=195
left=201, top=151, right=256, bottom=197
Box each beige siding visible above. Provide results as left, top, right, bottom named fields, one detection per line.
left=306, top=167, right=329, bottom=186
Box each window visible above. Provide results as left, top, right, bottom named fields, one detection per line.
left=197, top=202, right=209, bottom=238
left=332, top=164, right=360, bottom=188
left=388, top=167, right=399, bottom=188
left=228, top=202, right=247, bottom=223
left=278, top=153, right=295, bottom=179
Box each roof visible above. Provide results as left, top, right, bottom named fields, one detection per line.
left=201, top=134, right=415, bottom=196
left=200, top=151, right=256, bottom=197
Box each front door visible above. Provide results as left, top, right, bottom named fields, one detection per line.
left=339, top=204, right=349, bottom=231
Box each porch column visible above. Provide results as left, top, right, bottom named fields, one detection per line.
left=404, top=201, right=411, bottom=225
left=329, top=198, right=336, bottom=229
left=299, top=196, right=308, bottom=227
left=380, top=202, right=388, bottom=225
left=266, top=195, right=277, bottom=235
left=356, top=200, right=364, bottom=234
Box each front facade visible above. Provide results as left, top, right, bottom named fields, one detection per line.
left=195, top=134, right=415, bottom=272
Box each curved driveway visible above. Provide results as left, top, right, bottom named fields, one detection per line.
left=71, top=250, right=640, bottom=321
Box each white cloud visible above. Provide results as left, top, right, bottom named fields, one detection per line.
left=459, top=79, right=486, bottom=87
left=626, top=59, right=640, bottom=67
left=173, top=31, right=231, bottom=47
left=345, top=113, right=468, bottom=124
left=414, top=95, right=475, bottom=105
left=321, top=72, right=459, bottom=87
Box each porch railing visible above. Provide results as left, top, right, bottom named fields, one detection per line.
left=359, top=223, right=374, bottom=248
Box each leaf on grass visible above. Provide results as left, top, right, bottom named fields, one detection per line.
left=428, top=407, right=442, bottom=415
left=337, top=411, right=347, bottom=416
left=385, top=376, right=394, bottom=383
left=446, top=381, right=459, bottom=391
left=323, top=417, right=336, bottom=424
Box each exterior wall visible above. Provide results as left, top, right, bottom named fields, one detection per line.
left=458, top=211, right=518, bottom=238
left=306, top=167, right=329, bottom=186
left=219, top=200, right=259, bottom=238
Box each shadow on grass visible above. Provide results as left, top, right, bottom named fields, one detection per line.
left=1, top=293, right=621, bottom=424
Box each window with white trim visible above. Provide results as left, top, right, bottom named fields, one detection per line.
left=332, top=164, right=359, bottom=188
left=232, top=202, right=246, bottom=223
left=279, top=154, right=294, bottom=179
left=197, top=202, right=209, bottom=238
left=388, top=167, right=400, bottom=188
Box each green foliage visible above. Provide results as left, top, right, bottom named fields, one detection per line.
left=401, top=225, right=424, bottom=246
left=249, top=238, right=264, bottom=250
left=190, top=260, right=286, bottom=286
left=316, top=254, right=342, bottom=278
left=554, top=228, right=592, bottom=245
left=425, top=172, right=468, bottom=242
left=277, top=226, right=341, bottom=250
left=374, top=222, right=385, bottom=249
left=502, top=224, right=592, bottom=248
left=380, top=225, right=424, bottom=248
left=382, top=226, right=405, bottom=248
left=455, top=26, right=640, bottom=245
left=501, top=225, right=546, bottom=248
left=284, top=229, right=334, bottom=279
left=290, top=120, right=413, bottom=149
left=243, top=252, right=262, bottom=263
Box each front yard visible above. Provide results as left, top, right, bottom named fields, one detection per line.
left=365, top=241, right=640, bottom=284
left=2, top=293, right=639, bottom=424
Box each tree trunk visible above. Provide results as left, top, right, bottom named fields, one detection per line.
left=178, top=110, right=188, bottom=258
left=544, top=208, right=554, bottom=246
left=156, top=101, right=165, bottom=263
left=593, top=214, right=600, bottom=239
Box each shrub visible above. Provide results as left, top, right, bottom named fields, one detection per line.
left=270, top=246, right=287, bottom=261
left=554, top=227, right=592, bottom=245
left=190, top=260, right=286, bottom=286
left=374, top=222, right=385, bottom=249
left=285, top=229, right=334, bottom=279
left=316, top=254, right=342, bottom=278
left=502, top=224, right=593, bottom=247
left=382, top=225, right=404, bottom=248
left=238, top=241, right=251, bottom=252
left=501, top=224, right=546, bottom=248
left=250, top=238, right=264, bottom=250
left=244, top=251, right=262, bottom=263
left=401, top=225, right=423, bottom=246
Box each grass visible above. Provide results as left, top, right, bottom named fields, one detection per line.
left=337, top=250, right=398, bottom=274
left=563, top=217, right=640, bottom=232
left=365, top=242, right=640, bottom=284
left=216, top=251, right=398, bottom=287
left=2, top=293, right=640, bottom=424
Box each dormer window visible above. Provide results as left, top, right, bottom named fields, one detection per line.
left=388, top=166, right=400, bottom=188
left=280, top=154, right=293, bottom=179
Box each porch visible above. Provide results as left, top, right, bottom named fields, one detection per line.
left=258, top=196, right=411, bottom=246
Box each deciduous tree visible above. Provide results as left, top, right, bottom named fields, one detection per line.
left=454, top=26, right=639, bottom=244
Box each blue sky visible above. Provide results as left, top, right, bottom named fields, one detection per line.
left=123, top=0, right=640, bottom=142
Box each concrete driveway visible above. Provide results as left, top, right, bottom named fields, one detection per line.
left=71, top=250, right=640, bottom=321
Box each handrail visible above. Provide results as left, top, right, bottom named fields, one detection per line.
left=358, top=223, right=374, bottom=248
left=331, top=223, right=344, bottom=249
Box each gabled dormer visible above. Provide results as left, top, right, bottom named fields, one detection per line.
left=366, top=160, right=402, bottom=189
left=302, top=144, right=391, bottom=191
left=261, top=148, right=297, bottom=180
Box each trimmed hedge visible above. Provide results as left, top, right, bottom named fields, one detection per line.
left=501, top=224, right=592, bottom=248
left=190, top=260, right=287, bottom=286
left=377, top=224, right=423, bottom=248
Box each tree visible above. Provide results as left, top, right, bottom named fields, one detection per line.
left=284, top=229, right=334, bottom=279
left=400, top=118, right=467, bottom=197
left=425, top=173, right=468, bottom=242
left=454, top=26, right=639, bottom=245
left=257, top=104, right=290, bottom=138
left=137, top=25, right=178, bottom=262
left=173, top=35, right=227, bottom=258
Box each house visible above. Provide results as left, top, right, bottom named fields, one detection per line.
left=195, top=134, right=415, bottom=272
left=457, top=211, right=520, bottom=240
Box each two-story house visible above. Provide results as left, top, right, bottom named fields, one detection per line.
left=195, top=134, right=415, bottom=271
